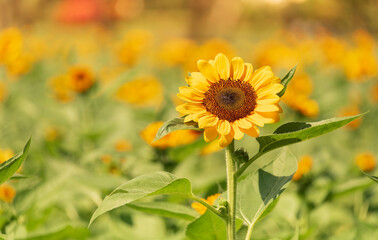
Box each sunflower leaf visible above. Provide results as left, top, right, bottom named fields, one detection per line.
left=277, top=65, right=297, bottom=97
left=236, top=148, right=296, bottom=227
left=153, top=117, right=201, bottom=142
left=0, top=138, right=31, bottom=185
left=256, top=113, right=365, bottom=154
left=89, top=171, right=194, bottom=226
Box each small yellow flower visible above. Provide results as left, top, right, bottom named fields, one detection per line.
left=177, top=53, right=283, bottom=148
left=67, top=66, right=95, bottom=93
left=0, top=184, right=16, bottom=203
left=49, top=75, right=74, bottom=103
left=158, top=38, right=197, bottom=69
left=293, top=155, right=313, bottom=181
left=117, top=29, right=152, bottom=66
left=101, top=154, right=113, bottom=164
left=140, top=122, right=201, bottom=149
left=343, top=48, right=377, bottom=81
left=114, top=139, right=132, bottom=152
left=0, top=148, right=14, bottom=164
left=191, top=193, right=221, bottom=215
left=0, top=28, right=23, bottom=65
left=355, top=152, right=376, bottom=172
left=116, top=76, right=163, bottom=107
left=6, top=53, right=34, bottom=77
left=45, top=126, right=60, bottom=142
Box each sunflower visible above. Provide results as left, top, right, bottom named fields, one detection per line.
left=176, top=53, right=283, bottom=148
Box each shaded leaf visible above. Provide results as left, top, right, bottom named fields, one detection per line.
left=277, top=65, right=297, bottom=97
left=362, top=172, right=378, bottom=183
left=17, top=225, right=89, bottom=240
left=128, top=201, right=199, bottom=221
left=154, top=117, right=200, bottom=142
left=257, top=114, right=365, bottom=154
left=0, top=138, right=31, bottom=185
left=89, top=171, right=193, bottom=226
left=236, top=149, right=297, bottom=227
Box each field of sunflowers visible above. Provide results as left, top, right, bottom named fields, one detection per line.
left=0, top=0, right=377, bottom=239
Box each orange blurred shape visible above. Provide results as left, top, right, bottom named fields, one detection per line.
left=0, top=184, right=16, bottom=203
left=57, top=0, right=103, bottom=24
left=292, top=155, right=313, bottom=181
left=355, top=152, right=376, bottom=172
left=191, top=193, right=221, bottom=215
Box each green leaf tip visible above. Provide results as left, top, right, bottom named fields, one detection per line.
left=0, top=137, right=32, bottom=185
left=278, top=65, right=297, bottom=97
left=153, top=117, right=201, bottom=142
left=257, top=113, right=366, bottom=155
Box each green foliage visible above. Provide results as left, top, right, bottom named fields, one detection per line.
left=236, top=149, right=297, bottom=227
left=186, top=210, right=227, bottom=240
left=256, top=114, right=365, bottom=154
left=89, top=171, right=194, bottom=226
left=153, top=117, right=200, bottom=142
left=0, top=138, right=31, bottom=185
left=16, top=225, right=89, bottom=240
left=128, top=202, right=199, bottom=221
left=277, top=65, right=297, bottom=97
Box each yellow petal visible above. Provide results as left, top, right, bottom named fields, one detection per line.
left=247, top=114, right=265, bottom=127
left=257, top=112, right=280, bottom=123
left=231, top=57, right=244, bottom=80
left=177, top=93, right=203, bottom=103
left=236, top=118, right=252, bottom=129
left=251, top=66, right=274, bottom=89
left=198, top=60, right=219, bottom=83
left=218, top=131, right=234, bottom=148
left=232, top=122, right=244, bottom=140
left=257, top=83, right=283, bottom=95
left=198, top=114, right=219, bottom=128
left=176, top=103, right=204, bottom=114
left=243, top=125, right=259, bottom=137
left=215, top=53, right=230, bottom=80
left=186, top=72, right=210, bottom=93
left=204, top=126, right=218, bottom=142
left=254, top=104, right=280, bottom=112
left=217, top=120, right=231, bottom=135
left=242, top=63, right=254, bottom=82
left=257, top=96, right=280, bottom=105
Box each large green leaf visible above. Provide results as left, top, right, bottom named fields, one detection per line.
left=128, top=201, right=199, bottom=221
left=236, top=149, right=297, bottom=227
left=17, top=225, right=89, bottom=240
left=256, top=114, right=364, bottom=154
left=186, top=210, right=227, bottom=240
left=89, top=171, right=194, bottom=226
left=154, top=117, right=200, bottom=142
left=277, top=65, right=297, bottom=97
left=0, top=138, right=31, bottom=185
left=186, top=211, right=243, bottom=240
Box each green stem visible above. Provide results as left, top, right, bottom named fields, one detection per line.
left=245, top=222, right=256, bottom=240
left=234, top=152, right=263, bottom=179
left=189, top=195, right=227, bottom=221
left=226, top=141, right=236, bottom=240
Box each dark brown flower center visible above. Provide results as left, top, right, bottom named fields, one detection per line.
left=203, top=79, right=257, bottom=122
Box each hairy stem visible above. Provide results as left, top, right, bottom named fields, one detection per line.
left=226, top=141, right=236, bottom=240
left=189, top=195, right=227, bottom=221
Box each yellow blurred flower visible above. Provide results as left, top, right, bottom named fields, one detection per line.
left=372, top=83, right=378, bottom=103
left=6, top=53, right=35, bottom=77
left=319, top=35, right=347, bottom=65
left=116, top=76, right=163, bottom=107
left=0, top=184, right=16, bottom=203
left=355, top=152, right=376, bottom=172
left=0, top=28, right=23, bottom=65
left=114, top=139, right=132, bottom=152
left=101, top=154, right=113, bottom=164
left=191, top=193, right=221, bottom=215
left=0, top=148, right=14, bottom=164
left=282, top=73, right=319, bottom=118
left=45, top=126, right=60, bottom=142
left=140, top=122, right=201, bottom=149
left=293, top=155, right=313, bottom=181
left=158, top=38, right=197, bottom=69
left=117, top=29, right=152, bottom=66
left=339, top=104, right=362, bottom=129
left=67, top=66, right=95, bottom=93
left=200, top=141, right=223, bottom=155
left=352, top=29, right=375, bottom=52
left=0, top=82, right=7, bottom=102
left=254, top=40, right=298, bottom=69
left=343, top=48, right=377, bottom=81
left=49, top=75, right=74, bottom=103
